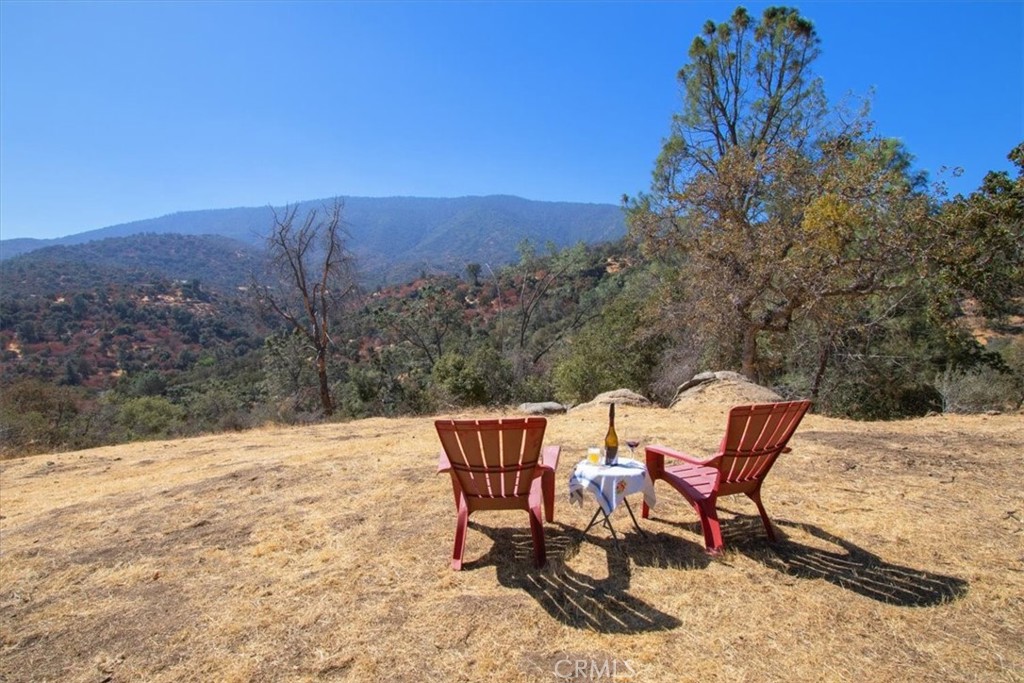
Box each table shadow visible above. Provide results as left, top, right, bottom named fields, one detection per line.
left=466, top=522, right=684, bottom=633
left=655, top=509, right=969, bottom=607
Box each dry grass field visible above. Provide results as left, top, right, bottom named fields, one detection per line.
left=1, top=385, right=1022, bottom=682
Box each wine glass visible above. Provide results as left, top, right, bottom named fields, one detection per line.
left=626, top=439, right=640, bottom=459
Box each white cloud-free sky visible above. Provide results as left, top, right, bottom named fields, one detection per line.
left=1, top=0, right=1021, bottom=240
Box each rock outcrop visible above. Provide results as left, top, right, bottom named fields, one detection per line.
left=671, top=371, right=783, bottom=408
left=571, top=389, right=652, bottom=411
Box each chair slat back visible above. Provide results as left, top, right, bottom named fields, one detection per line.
left=717, top=401, right=811, bottom=486
left=436, top=417, right=547, bottom=501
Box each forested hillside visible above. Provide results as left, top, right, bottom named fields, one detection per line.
left=1, top=233, right=262, bottom=296
left=2, top=214, right=1020, bottom=459
left=0, top=232, right=643, bottom=454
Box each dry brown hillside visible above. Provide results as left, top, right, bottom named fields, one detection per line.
left=1, top=386, right=1022, bottom=682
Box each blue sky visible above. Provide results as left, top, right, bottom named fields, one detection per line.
left=1, top=0, right=1021, bottom=241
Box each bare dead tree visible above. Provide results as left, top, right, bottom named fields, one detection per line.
left=251, top=200, right=358, bottom=417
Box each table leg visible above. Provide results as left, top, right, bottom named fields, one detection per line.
left=583, top=506, right=603, bottom=535
left=582, top=506, right=622, bottom=553
left=623, top=498, right=647, bottom=537
left=584, top=507, right=620, bottom=540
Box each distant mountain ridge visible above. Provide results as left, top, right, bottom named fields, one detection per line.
left=1, top=195, right=627, bottom=283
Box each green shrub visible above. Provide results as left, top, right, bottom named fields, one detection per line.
left=117, top=396, right=184, bottom=439
left=432, top=347, right=515, bottom=407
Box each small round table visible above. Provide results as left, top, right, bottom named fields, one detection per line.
left=568, top=457, right=657, bottom=546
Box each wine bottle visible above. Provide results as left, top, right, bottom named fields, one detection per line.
left=604, top=402, right=618, bottom=465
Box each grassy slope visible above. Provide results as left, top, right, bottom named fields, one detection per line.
left=1, top=392, right=1021, bottom=682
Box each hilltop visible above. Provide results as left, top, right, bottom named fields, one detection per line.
left=1, top=393, right=1021, bottom=682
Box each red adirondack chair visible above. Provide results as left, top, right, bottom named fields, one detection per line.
left=436, top=417, right=560, bottom=570
left=642, top=400, right=812, bottom=554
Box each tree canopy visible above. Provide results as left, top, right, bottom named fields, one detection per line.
left=929, top=143, right=1024, bottom=319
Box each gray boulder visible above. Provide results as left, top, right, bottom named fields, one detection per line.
left=518, top=402, right=567, bottom=415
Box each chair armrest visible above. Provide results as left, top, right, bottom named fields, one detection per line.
left=437, top=450, right=452, bottom=474
left=781, top=446, right=792, bottom=454
left=646, top=444, right=717, bottom=483
left=538, top=445, right=561, bottom=472
left=646, top=444, right=712, bottom=466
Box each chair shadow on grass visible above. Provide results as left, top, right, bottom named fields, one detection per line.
left=653, top=508, right=969, bottom=607
left=465, top=521, right=688, bottom=633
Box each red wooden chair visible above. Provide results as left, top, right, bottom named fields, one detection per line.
left=642, top=400, right=812, bottom=554
left=436, top=417, right=560, bottom=570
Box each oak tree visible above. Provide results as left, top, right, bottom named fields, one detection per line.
left=628, top=6, right=929, bottom=382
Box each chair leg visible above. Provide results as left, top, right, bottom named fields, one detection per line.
left=542, top=468, right=555, bottom=523
left=528, top=504, right=547, bottom=568
left=451, top=502, right=470, bottom=571
left=642, top=482, right=655, bottom=519
left=449, top=475, right=462, bottom=512
left=697, top=499, right=724, bottom=554
left=748, top=489, right=776, bottom=542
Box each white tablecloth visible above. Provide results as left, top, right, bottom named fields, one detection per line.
left=568, top=457, right=656, bottom=515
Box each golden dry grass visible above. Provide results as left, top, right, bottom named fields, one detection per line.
left=1, top=387, right=1022, bottom=682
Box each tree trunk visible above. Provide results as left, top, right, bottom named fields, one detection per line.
left=741, top=325, right=759, bottom=381
left=810, top=329, right=837, bottom=402
left=316, top=351, right=334, bottom=417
